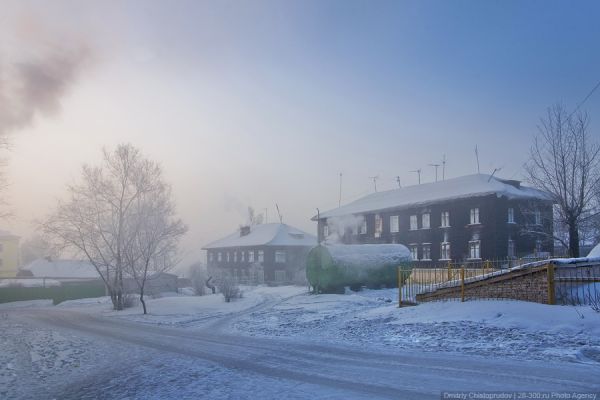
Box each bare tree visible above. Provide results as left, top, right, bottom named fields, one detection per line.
left=123, top=180, right=187, bottom=314
left=525, top=104, right=600, bottom=257
left=42, top=144, right=185, bottom=310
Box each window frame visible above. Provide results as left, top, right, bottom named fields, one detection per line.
left=470, top=208, right=480, bottom=225
left=275, top=250, right=286, bottom=263
left=421, top=213, right=430, bottom=230
left=507, top=207, right=515, bottom=223
left=390, top=215, right=400, bottom=233
left=409, top=215, right=418, bottom=231
left=441, top=211, right=450, bottom=228
left=440, top=242, right=451, bottom=261
left=468, top=240, right=481, bottom=260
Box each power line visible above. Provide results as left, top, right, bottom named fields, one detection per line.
left=570, top=78, right=600, bottom=119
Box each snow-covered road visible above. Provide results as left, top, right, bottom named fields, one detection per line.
left=4, top=303, right=600, bottom=400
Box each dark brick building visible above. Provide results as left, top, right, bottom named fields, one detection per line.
left=315, top=174, right=553, bottom=262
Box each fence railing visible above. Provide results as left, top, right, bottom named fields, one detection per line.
left=397, top=258, right=600, bottom=307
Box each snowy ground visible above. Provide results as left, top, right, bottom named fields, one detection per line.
left=234, top=289, right=600, bottom=363
left=1, top=285, right=600, bottom=399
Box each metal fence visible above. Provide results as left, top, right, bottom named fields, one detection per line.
left=396, top=258, right=600, bottom=307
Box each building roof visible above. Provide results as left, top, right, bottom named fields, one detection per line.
left=315, top=174, right=552, bottom=220
left=0, top=230, right=20, bottom=240
left=20, top=258, right=100, bottom=279
left=202, top=223, right=317, bottom=250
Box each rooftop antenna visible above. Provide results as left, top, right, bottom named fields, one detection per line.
left=275, top=203, right=283, bottom=223
left=428, top=163, right=440, bottom=182
left=442, top=154, right=447, bottom=180
left=410, top=169, right=422, bottom=185
left=338, top=172, right=342, bottom=207
left=369, top=175, right=379, bottom=192
left=264, top=208, right=268, bottom=224
left=488, top=167, right=502, bottom=182
left=395, top=176, right=402, bottom=188
left=475, top=145, right=480, bottom=174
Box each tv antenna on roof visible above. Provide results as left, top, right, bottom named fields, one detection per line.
left=475, top=145, right=480, bottom=174
left=275, top=203, right=283, bottom=223
left=488, top=167, right=502, bottom=182
left=410, top=169, right=422, bottom=185
left=369, top=175, right=379, bottom=192
left=442, top=154, right=447, bottom=180
left=338, top=172, right=343, bottom=207
left=428, top=163, right=440, bottom=182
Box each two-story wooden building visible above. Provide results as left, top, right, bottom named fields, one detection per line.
left=203, top=223, right=317, bottom=284
left=315, top=174, right=553, bottom=262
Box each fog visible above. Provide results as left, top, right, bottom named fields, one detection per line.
left=2, top=0, right=600, bottom=268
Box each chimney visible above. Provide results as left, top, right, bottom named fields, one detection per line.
left=240, top=225, right=251, bottom=237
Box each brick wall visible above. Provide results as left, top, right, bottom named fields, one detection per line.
left=416, top=265, right=551, bottom=304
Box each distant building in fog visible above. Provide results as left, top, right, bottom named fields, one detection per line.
left=203, top=223, right=317, bottom=284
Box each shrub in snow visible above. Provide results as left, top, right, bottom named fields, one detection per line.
left=188, top=263, right=207, bottom=296
left=217, top=275, right=243, bottom=302
left=122, top=292, right=137, bottom=309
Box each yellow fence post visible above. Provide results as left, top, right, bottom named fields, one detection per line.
left=460, top=267, right=465, bottom=302
left=398, top=266, right=402, bottom=308
left=547, top=263, right=555, bottom=305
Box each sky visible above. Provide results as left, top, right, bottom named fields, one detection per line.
left=1, top=0, right=599, bottom=266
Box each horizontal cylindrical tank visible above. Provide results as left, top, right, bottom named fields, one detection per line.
left=306, top=244, right=411, bottom=293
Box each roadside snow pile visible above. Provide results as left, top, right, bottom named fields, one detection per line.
left=234, top=290, right=600, bottom=364
left=0, top=299, right=53, bottom=309
left=58, top=285, right=307, bottom=328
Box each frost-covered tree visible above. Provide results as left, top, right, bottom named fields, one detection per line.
left=42, top=144, right=186, bottom=311
left=525, top=104, right=600, bottom=257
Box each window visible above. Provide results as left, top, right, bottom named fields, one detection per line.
left=410, top=215, right=418, bottom=230
left=218, top=252, right=222, bottom=262
left=275, top=250, right=286, bottom=263
left=535, top=240, right=542, bottom=255
left=508, top=207, right=515, bottom=223
left=374, top=214, right=383, bottom=238
left=421, top=213, right=430, bottom=229
left=323, top=224, right=329, bottom=238
left=440, top=242, right=451, bottom=260
left=274, top=270, right=287, bottom=282
left=359, top=218, right=367, bottom=234
left=258, top=250, right=264, bottom=263
left=226, top=252, right=230, bottom=262
left=422, top=244, right=431, bottom=261
left=508, top=240, right=515, bottom=258
left=248, top=251, right=255, bottom=263
left=470, top=208, right=480, bottom=225
left=241, top=251, right=245, bottom=262
left=234, top=252, right=238, bottom=263
left=409, top=245, right=418, bottom=261
left=209, top=252, right=214, bottom=262
left=390, top=215, right=399, bottom=233
left=441, top=211, right=450, bottom=227
left=534, top=209, right=542, bottom=225
left=469, top=241, right=481, bottom=259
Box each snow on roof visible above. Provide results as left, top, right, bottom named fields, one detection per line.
left=325, top=244, right=411, bottom=269
left=315, top=174, right=552, bottom=220
left=203, top=223, right=317, bottom=250
left=588, top=243, right=600, bottom=258
left=20, top=258, right=100, bottom=279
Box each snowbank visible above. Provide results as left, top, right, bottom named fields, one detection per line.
left=0, top=279, right=61, bottom=288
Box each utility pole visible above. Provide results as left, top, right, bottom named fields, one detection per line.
left=369, top=176, right=379, bottom=192
left=395, top=176, right=402, bottom=188
left=338, top=173, right=342, bottom=207
left=428, top=163, right=440, bottom=182
left=475, top=145, right=480, bottom=174
left=410, top=169, right=422, bottom=185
